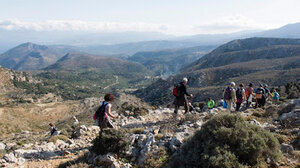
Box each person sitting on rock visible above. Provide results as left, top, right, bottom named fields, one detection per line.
left=49, top=123, right=58, bottom=136
left=173, top=77, right=193, bottom=114
left=95, top=93, right=118, bottom=129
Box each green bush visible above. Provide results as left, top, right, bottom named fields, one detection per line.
left=92, top=128, right=129, bottom=155
left=168, top=114, right=282, bottom=168
left=121, top=102, right=148, bottom=117
left=142, top=148, right=169, bottom=168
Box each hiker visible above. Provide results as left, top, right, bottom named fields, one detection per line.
left=49, top=123, right=58, bottom=136
left=173, top=77, right=193, bottom=114
left=94, top=93, right=118, bottom=129
left=263, top=84, right=272, bottom=102
left=272, top=89, right=280, bottom=104
left=255, top=84, right=266, bottom=108
left=235, top=83, right=246, bottom=111
left=245, top=83, right=254, bottom=109
left=223, top=82, right=236, bottom=112
left=207, top=98, right=215, bottom=109
left=73, top=116, right=79, bottom=125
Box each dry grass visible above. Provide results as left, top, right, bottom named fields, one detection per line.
left=0, top=101, right=80, bottom=139
left=155, top=133, right=164, bottom=141
left=48, top=135, right=69, bottom=144
left=129, top=127, right=145, bottom=134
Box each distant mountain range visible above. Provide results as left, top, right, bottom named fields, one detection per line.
left=135, top=37, right=300, bottom=105
left=128, top=46, right=215, bottom=76
left=1, top=22, right=300, bottom=55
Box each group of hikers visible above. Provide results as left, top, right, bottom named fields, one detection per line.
left=173, top=78, right=280, bottom=114
left=222, top=82, right=279, bottom=112
left=49, top=77, right=281, bottom=136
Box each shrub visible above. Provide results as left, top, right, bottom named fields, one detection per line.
left=193, top=102, right=205, bottom=110
left=92, top=128, right=129, bottom=155
left=168, top=114, right=282, bottom=168
left=273, top=133, right=290, bottom=144
left=264, top=105, right=279, bottom=118
left=129, top=127, right=145, bottom=134
left=142, top=148, right=169, bottom=168
left=48, top=135, right=69, bottom=144
left=121, top=102, right=148, bottom=117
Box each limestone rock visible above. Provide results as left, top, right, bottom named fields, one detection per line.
left=0, top=142, right=6, bottom=150
left=280, top=143, right=294, bottom=154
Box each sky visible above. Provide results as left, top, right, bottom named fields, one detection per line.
left=0, top=0, right=300, bottom=35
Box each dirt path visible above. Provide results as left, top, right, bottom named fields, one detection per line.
left=104, top=76, right=119, bottom=90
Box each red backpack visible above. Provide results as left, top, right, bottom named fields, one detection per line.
left=173, top=84, right=180, bottom=97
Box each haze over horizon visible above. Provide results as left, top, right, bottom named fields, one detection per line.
left=1, top=0, right=300, bottom=36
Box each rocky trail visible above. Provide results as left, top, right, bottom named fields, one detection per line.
left=1, top=99, right=300, bottom=168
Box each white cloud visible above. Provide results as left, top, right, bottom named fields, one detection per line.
left=0, top=19, right=170, bottom=33
left=0, top=17, right=282, bottom=36
left=193, top=15, right=278, bottom=34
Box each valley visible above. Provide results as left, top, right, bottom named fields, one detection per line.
left=0, top=30, right=300, bottom=168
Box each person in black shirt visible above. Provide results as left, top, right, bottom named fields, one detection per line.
left=173, top=77, right=192, bottom=114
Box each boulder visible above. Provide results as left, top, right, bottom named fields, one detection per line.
left=94, top=153, right=116, bottom=167
left=73, top=125, right=88, bottom=138
left=291, top=136, right=300, bottom=150
left=169, top=132, right=185, bottom=152
left=280, top=143, right=294, bottom=154
left=3, top=153, right=25, bottom=164
left=56, top=139, right=69, bottom=149
left=14, top=149, right=39, bottom=158
left=0, top=142, right=5, bottom=150
left=279, top=111, right=300, bottom=127
left=5, top=143, right=16, bottom=150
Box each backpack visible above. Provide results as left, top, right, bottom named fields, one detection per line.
left=273, top=92, right=279, bottom=100
left=255, top=88, right=264, bottom=99
left=95, top=101, right=108, bottom=121
left=50, top=127, right=57, bottom=136
left=173, top=83, right=181, bottom=97
left=245, top=87, right=252, bottom=98
left=224, top=87, right=232, bottom=100
left=236, top=88, right=243, bottom=99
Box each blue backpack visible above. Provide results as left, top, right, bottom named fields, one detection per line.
left=273, top=92, right=279, bottom=100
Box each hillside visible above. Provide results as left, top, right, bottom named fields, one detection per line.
left=256, top=22, right=300, bottom=38
left=24, top=52, right=154, bottom=100
left=45, top=52, right=148, bottom=73
left=187, top=37, right=300, bottom=71
left=127, top=46, right=214, bottom=76
left=0, top=42, right=74, bottom=70
left=0, top=66, right=32, bottom=94
left=135, top=38, right=300, bottom=105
